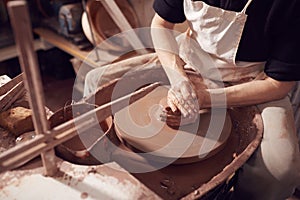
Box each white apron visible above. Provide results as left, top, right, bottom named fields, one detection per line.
left=178, top=0, right=266, bottom=83
left=176, top=1, right=300, bottom=199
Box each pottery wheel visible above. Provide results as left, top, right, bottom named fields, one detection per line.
left=114, top=86, right=232, bottom=164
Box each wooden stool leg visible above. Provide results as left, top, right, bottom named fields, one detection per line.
left=7, top=0, right=58, bottom=176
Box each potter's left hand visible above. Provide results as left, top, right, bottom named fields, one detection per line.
left=160, top=106, right=199, bottom=127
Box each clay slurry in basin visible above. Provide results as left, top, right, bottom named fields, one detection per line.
left=114, top=86, right=232, bottom=164
left=48, top=103, right=114, bottom=165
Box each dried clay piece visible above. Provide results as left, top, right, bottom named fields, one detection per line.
left=0, top=107, right=34, bottom=137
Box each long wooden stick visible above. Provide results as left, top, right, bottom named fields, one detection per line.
left=7, top=1, right=57, bottom=175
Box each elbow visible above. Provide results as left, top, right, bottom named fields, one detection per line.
left=151, top=13, right=174, bottom=29
left=151, top=14, right=159, bottom=28
left=151, top=14, right=163, bottom=29
left=266, top=77, right=296, bottom=100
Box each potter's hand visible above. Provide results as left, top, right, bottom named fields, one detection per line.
left=160, top=107, right=198, bottom=127
left=161, top=79, right=199, bottom=126
left=167, top=79, right=199, bottom=118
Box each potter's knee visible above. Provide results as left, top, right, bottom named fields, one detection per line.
left=261, top=146, right=300, bottom=183
left=235, top=146, right=300, bottom=199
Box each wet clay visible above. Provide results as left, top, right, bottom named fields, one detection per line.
left=114, top=86, right=232, bottom=164
left=49, top=103, right=114, bottom=165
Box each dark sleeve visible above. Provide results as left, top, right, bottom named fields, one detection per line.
left=264, top=0, right=300, bottom=81
left=153, top=0, right=186, bottom=23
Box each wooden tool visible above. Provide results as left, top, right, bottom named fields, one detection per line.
left=0, top=74, right=25, bottom=112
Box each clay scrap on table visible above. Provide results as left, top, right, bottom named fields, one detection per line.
left=0, top=106, right=34, bottom=137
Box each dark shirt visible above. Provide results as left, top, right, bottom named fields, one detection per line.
left=153, top=0, right=300, bottom=81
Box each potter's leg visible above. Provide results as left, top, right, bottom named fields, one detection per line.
left=84, top=53, right=159, bottom=97
left=235, top=97, right=300, bottom=200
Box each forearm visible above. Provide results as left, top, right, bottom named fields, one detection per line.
left=151, top=14, right=187, bottom=84
left=200, top=77, right=295, bottom=108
